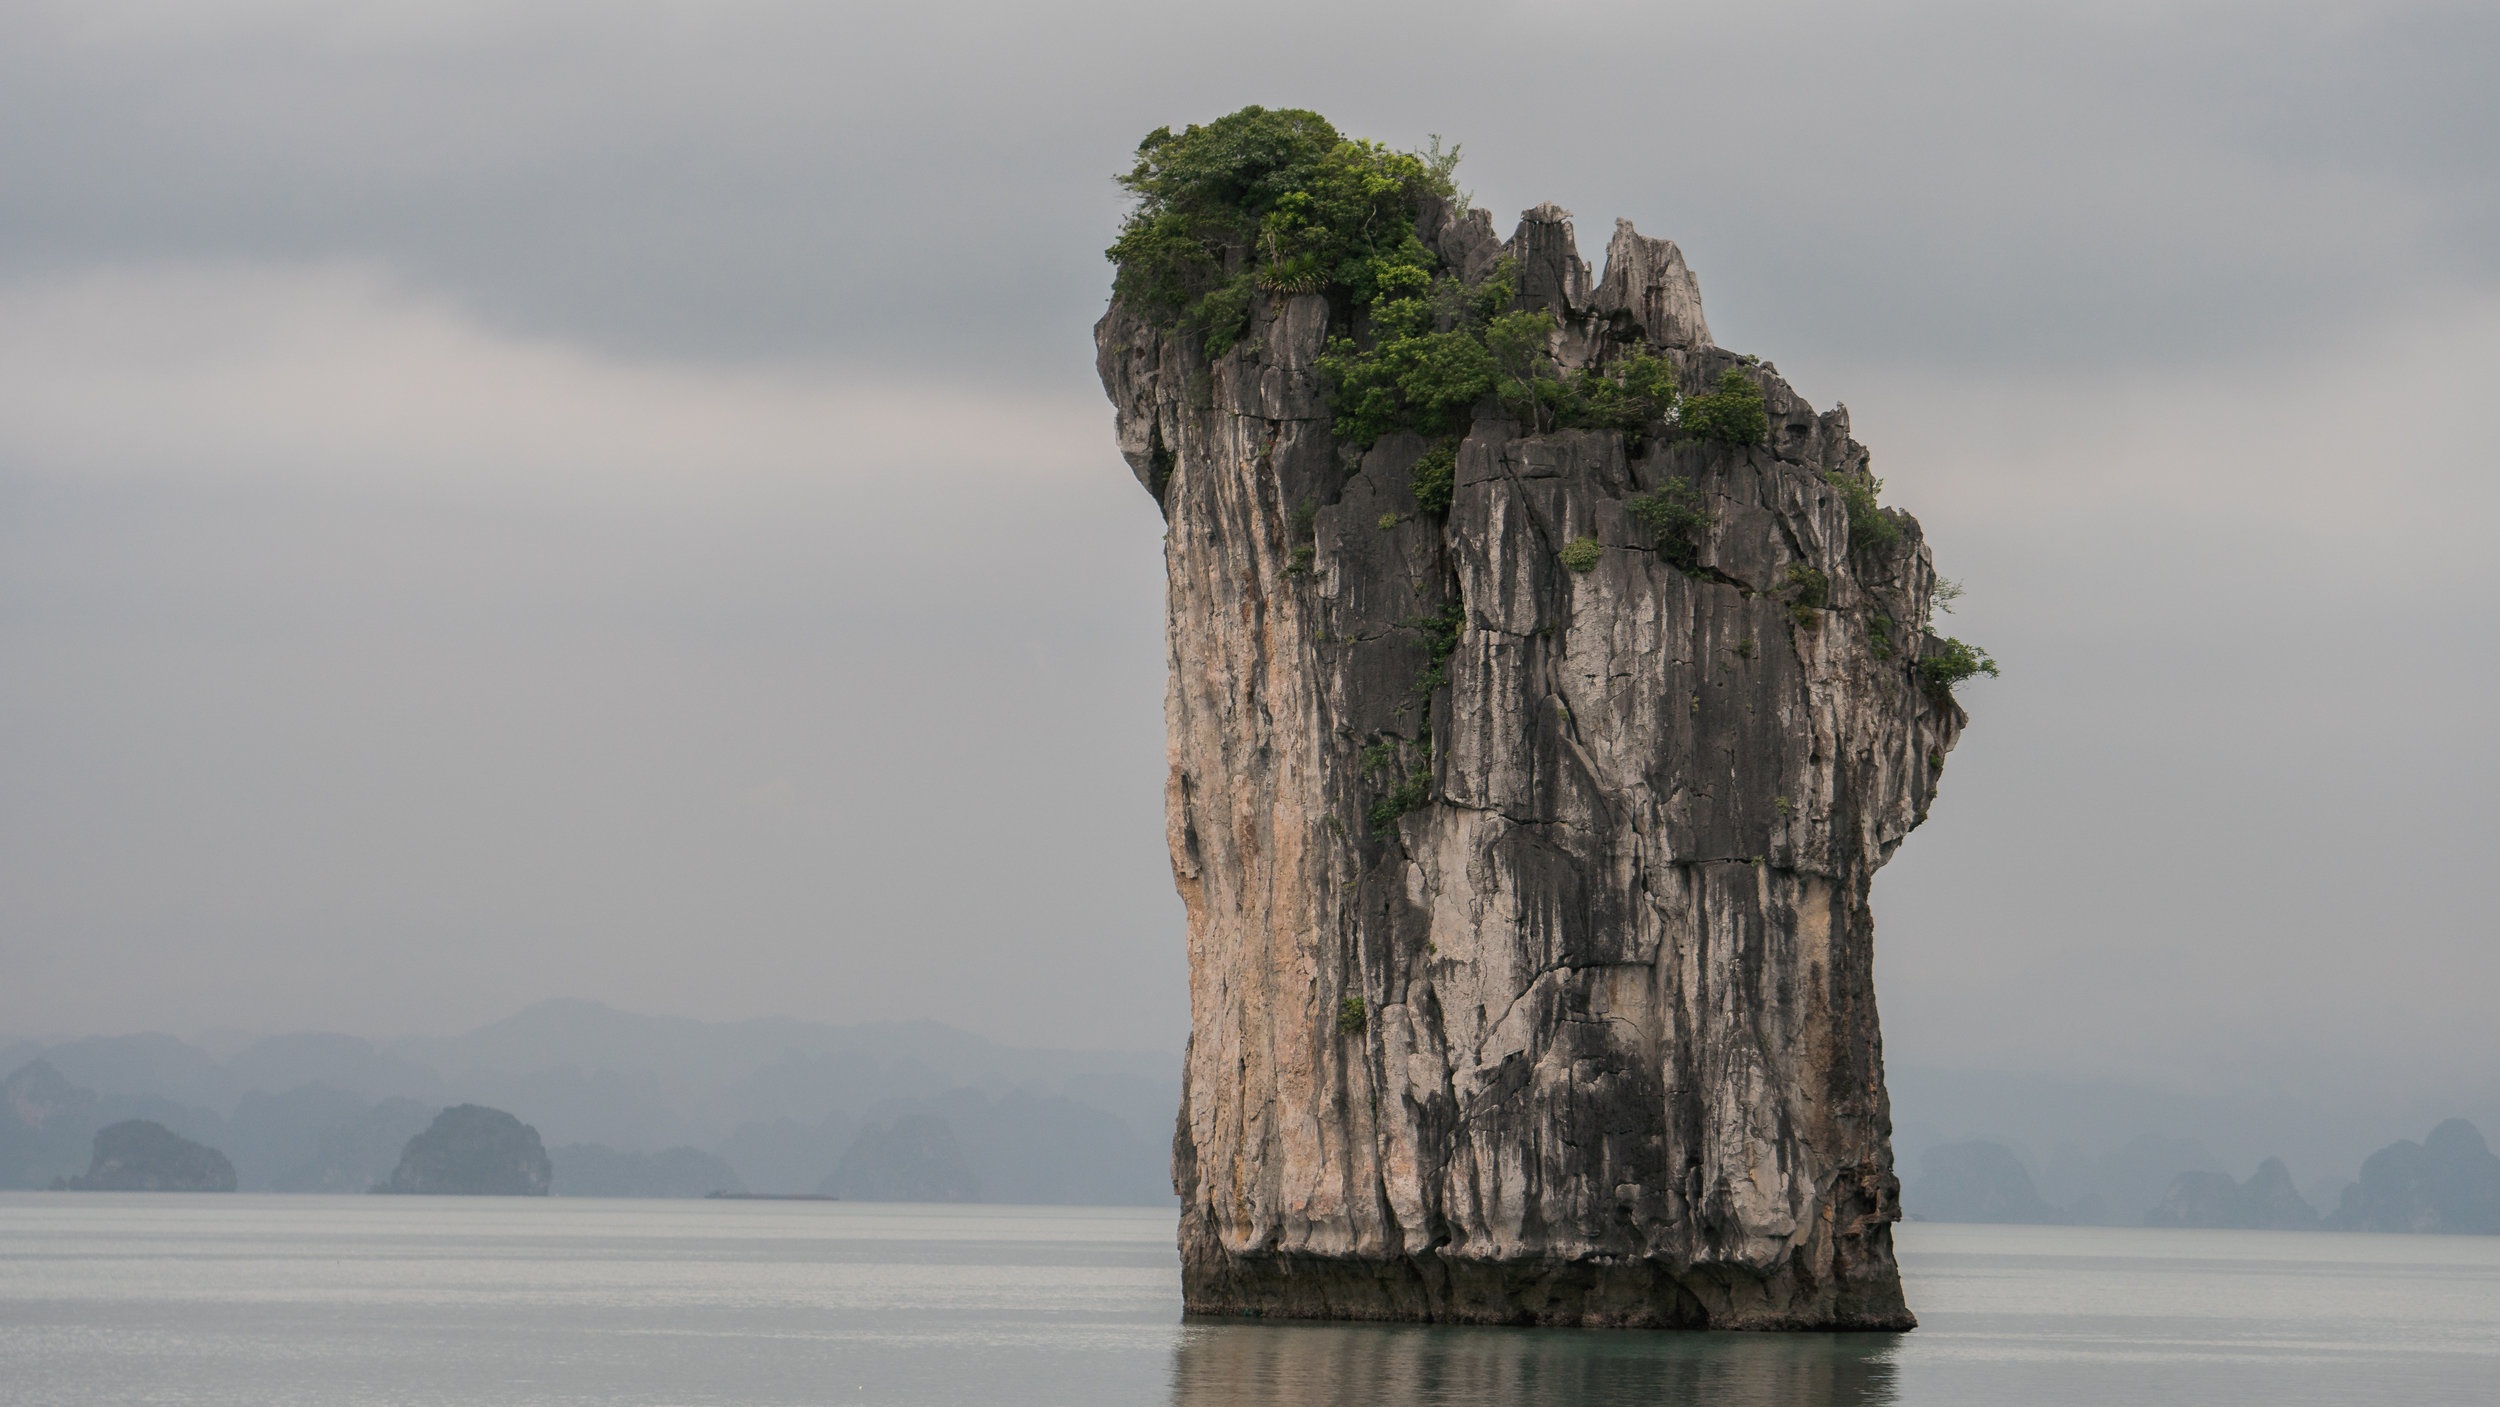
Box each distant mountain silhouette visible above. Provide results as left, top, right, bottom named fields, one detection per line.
left=821, top=1115, right=978, bottom=1202
left=2145, top=1157, right=2318, bottom=1229
left=0, top=1002, right=1180, bottom=1202
left=381, top=1105, right=551, bottom=1196
left=1906, top=1141, right=2055, bottom=1223
left=1, top=1061, right=97, bottom=1186
left=56, top=1119, right=235, bottom=1192
left=2328, top=1120, right=2500, bottom=1233
left=268, top=1098, right=436, bottom=1193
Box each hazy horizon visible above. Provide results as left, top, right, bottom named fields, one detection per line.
left=4, top=2, right=2495, bottom=1111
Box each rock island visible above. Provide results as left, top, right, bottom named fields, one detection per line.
left=1097, top=108, right=1993, bottom=1330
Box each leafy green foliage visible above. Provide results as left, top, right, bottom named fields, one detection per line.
left=1918, top=637, right=2000, bottom=697
left=1558, top=536, right=1604, bottom=573
left=1410, top=443, right=1456, bottom=515
left=1780, top=564, right=1829, bottom=625
left=1406, top=601, right=1466, bottom=695
left=1824, top=470, right=1902, bottom=555
left=1317, top=260, right=1517, bottom=445
left=1361, top=725, right=1434, bottom=838
left=1112, top=109, right=1702, bottom=459
left=1336, top=995, right=1369, bottom=1035
left=1417, top=134, right=1465, bottom=204
left=1494, top=331, right=1683, bottom=442
left=1320, top=322, right=1499, bottom=444
left=1560, top=348, right=1681, bottom=444
left=1365, top=767, right=1432, bottom=838
left=1627, top=478, right=1713, bottom=573
left=1107, top=106, right=1444, bottom=357
left=1679, top=369, right=1769, bottom=445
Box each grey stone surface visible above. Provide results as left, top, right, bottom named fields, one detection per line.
left=1098, top=203, right=1973, bottom=1329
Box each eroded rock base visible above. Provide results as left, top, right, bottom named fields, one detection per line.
left=1180, top=1218, right=1917, bottom=1331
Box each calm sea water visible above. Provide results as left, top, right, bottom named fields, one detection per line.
left=2, top=1194, right=2495, bottom=1405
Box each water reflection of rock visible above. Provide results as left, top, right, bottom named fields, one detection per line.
left=1169, top=1321, right=1900, bottom=1407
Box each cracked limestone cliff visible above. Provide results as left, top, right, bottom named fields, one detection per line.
left=1098, top=197, right=1964, bottom=1330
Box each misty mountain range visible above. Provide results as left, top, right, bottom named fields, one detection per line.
left=1, top=1000, right=1175, bottom=1202
left=7, top=999, right=2495, bottom=1228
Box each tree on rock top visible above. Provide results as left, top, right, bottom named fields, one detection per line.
left=1107, top=105, right=1449, bottom=355
left=381, top=1104, right=551, bottom=1196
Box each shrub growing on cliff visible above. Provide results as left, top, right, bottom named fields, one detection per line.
left=1560, top=348, right=1680, bottom=445
left=1679, top=369, right=1769, bottom=446
left=1780, top=564, right=1829, bottom=626
left=1918, top=637, right=1999, bottom=698
left=1410, top=443, right=1457, bottom=515
left=1321, top=315, right=1501, bottom=444
left=1558, top=537, right=1604, bottom=573
left=1825, top=470, right=1902, bottom=555
left=1484, top=314, right=1681, bottom=439
left=1627, top=478, right=1713, bottom=573
left=1366, top=767, right=1433, bottom=837
left=1336, top=996, right=1369, bottom=1035
left=1317, top=256, right=1525, bottom=445
left=1408, top=601, right=1467, bottom=695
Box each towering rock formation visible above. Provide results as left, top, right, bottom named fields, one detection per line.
left=1100, top=186, right=1973, bottom=1329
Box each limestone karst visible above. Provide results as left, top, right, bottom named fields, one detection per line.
left=1098, top=108, right=1992, bottom=1328
left=380, top=1104, right=552, bottom=1196
left=55, top=1119, right=237, bottom=1192
left=2329, top=1120, right=2500, bottom=1233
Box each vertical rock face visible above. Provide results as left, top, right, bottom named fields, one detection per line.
left=1098, top=199, right=1963, bottom=1330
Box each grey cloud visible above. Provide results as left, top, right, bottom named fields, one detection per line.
left=1, top=2, right=2491, bottom=378
left=1, top=0, right=2495, bottom=1104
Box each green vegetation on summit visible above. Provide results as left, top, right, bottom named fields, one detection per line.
left=1105, top=106, right=1741, bottom=463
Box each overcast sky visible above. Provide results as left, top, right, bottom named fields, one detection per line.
left=2, top=1, right=2493, bottom=1104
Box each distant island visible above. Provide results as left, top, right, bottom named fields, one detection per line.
left=53, top=1119, right=235, bottom=1192
left=0, top=1003, right=1175, bottom=1204
left=5, top=1004, right=2493, bottom=1232
left=1905, top=1119, right=2500, bottom=1233
left=379, top=1104, right=550, bottom=1196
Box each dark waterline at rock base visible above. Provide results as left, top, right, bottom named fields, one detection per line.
left=1179, top=1218, right=1915, bottom=1331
